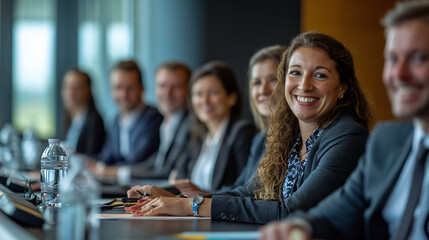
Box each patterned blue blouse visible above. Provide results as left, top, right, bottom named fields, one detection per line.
left=281, top=127, right=324, bottom=201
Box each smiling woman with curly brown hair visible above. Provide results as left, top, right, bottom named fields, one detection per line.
left=254, top=31, right=372, bottom=201
left=125, top=32, right=373, bottom=225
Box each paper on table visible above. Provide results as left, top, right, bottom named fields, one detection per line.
left=98, top=213, right=211, bottom=220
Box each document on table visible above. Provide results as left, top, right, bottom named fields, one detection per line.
left=98, top=213, right=211, bottom=220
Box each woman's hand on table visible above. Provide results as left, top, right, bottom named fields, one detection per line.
left=127, top=185, right=175, bottom=198
left=125, top=197, right=193, bottom=216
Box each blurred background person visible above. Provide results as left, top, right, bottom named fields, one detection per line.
left=61, top=69, right=105, bottom=156
left=170, top=61, right=257, bottom=192
left=173, top=45, right=286, bottom=195
left=101, top=61, right=192, bottom=184
left=96, top=60, right=163, bottom=166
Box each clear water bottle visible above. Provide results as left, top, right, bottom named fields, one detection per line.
left=57, top=154, right=100, bottom=240
left=40, top=139, right=68, bottom=207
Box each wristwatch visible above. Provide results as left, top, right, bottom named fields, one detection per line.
left=191, top=194, right=204, bottom=217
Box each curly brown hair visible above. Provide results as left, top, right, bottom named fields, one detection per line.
left=253, top=31, right=373, bottom=200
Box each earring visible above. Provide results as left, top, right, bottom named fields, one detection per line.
left=339, top=94, right=344, bottom=99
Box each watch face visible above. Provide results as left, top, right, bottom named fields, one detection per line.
left=192, top=195, right=204, bottom=204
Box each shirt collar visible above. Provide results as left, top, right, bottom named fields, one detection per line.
left=120, top=106, right=145, bottom=129
left=165, top=110, right=185, bottom=127
left=161, top=110, right=185, bottom=135
left=72, top=109, right=88, bottom=123
left=292, top=127, right=324, bottom=154
left=412, top=122, right=429, bottom=149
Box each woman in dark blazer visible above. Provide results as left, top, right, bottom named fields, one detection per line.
left=174, top=119, right=256, bottom=191
left=126, top=32, right=372, bottom=224
left=169, top=61, right=256, bottom=192
left=61, top=69, right=105, bottom=156
left=174, top=45, right=287, bottom=195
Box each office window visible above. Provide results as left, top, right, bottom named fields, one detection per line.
left=12, top=0, right=56, bottom=139
left=78, top=0, right=135, bottom=122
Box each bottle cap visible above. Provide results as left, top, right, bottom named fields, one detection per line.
left=48, top=139, right=61, bottom=144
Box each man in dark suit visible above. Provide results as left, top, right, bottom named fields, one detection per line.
left=97, top=60, right=163, bottom=166
left=259, top=1, right=429, bottom=239
left=102, top=61, right=192, bottom=184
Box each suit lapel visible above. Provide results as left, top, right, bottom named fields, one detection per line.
left=367, top=123, right=414, bottom=239
left=76, top=110, right=90, bottom=152
left=211, top=121, right=234, bottom=190
left=164, top=111, right=188, bottom=161
left=188, top=139, right=203, bottom=177
left=372, top=129, right=413, bottom=212
left=113, top=116, right=121, bottom=157
left=129, top=108, right=146, bottom=143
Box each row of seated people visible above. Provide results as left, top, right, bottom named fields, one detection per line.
left=126, top=29, right=371, bottom=225
left=61, top=45, right=286, bottom=193
left=63, top=30, right=370, bottom=225
left=61, top=1, right=429, bottom=239
left=129, top=2, right=429, bottom=240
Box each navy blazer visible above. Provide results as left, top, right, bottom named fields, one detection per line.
left=298, top=121, right=415, bottom=240
left=98, top=105, right=163, bottom=165
left=210, top=115, right=368, bottom=224
left=175, top=119, right=257, bottom=191
left=215, top=132, right=267, bottom=193
left=129, top=111, right=192, bottom=179
left=75, top=108, right=106, bottom=156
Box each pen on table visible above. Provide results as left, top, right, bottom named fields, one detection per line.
left=135, top=190, right=152, bottom=198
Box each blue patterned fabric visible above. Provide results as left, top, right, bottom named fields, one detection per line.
left=282, top=128, right=324, bottom=201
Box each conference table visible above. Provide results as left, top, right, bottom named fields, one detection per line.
left=1, top=210, right=262, bottom=240
left=99, top=210, right=261, bottom=239
left=0, top=178, right=263, bottom=240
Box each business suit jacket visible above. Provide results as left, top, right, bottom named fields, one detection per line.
left=215, top=132, right=267, bottom=193
left=297, top=121, right=414, bottom=240
left=175, top=119, right=257, bottom=191
left=98, top=105, right=163, bottom=165
left=129, top=111, right=192, bottom=179
left=75, top=108, right=106, bottom=156
left=210, top=115, right=368, bottom=224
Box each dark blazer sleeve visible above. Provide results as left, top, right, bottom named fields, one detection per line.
left=97, top=119, right=119, bottom=165
left=173, top=120, right=257, bottom=191
left=300, top=156, right=367, bottom=240
left=173, top=138, right=202, bottom=180
left=295, top=121, right=414, bottom=240
left=76, top=109, right=106, bottom=156
left=215, top=132, right=266, bottom=193
left=211, top=120, right=257, bottom=190
left=210, top=115, right=368, bottom=224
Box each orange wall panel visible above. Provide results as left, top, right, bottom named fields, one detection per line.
left=301, top=0, right=397, bottom=126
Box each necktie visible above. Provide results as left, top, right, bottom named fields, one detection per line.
left=392, top=139, right=429, bottom=240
